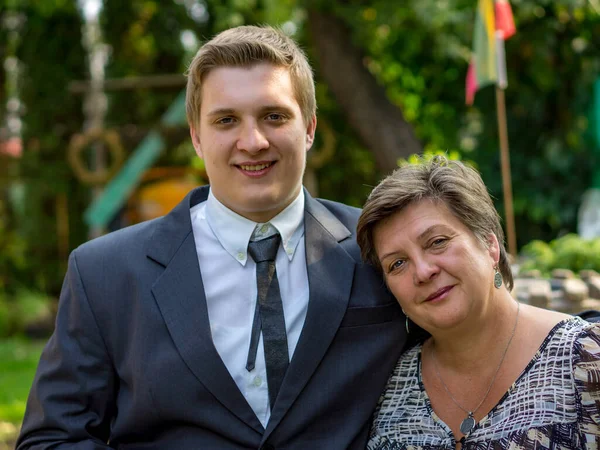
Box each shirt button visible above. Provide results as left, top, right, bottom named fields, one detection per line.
left=261, top=224, right=269, bottom=233
left=286, top=247, right=293, bottom=255
left=253, top=376, right=262, bottom=387
left=237, top=252, right=244, bottom=260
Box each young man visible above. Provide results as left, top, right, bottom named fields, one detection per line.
left=17, top=25, right=405, bottom=449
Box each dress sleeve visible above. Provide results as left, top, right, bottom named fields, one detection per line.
left=573, top=322, right=600, bottom=448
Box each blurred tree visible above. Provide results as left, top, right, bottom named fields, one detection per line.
left=1, top=0, right=600, bottom=299
left=0, top=0, right=87, bottom=295
left=100, top=0, right=206, bottom=160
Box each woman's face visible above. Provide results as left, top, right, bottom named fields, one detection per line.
left=373, top=199, right=499, bottom=334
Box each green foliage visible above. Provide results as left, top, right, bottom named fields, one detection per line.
left=102, top=0, right=204, bottom=128
left=0, top=337, right=45, bottom=424
left=398, top=149, right=464, bottom=167
left=10, top=289, right=54, bottom=336
left=2, top=0, right=600, bottom=302
left=315, top=0, right=600, bottom=245
left=2, top=0, right=87, bottom=295
left=0, top=294, right=10, bottom=338
left=0, top=289, right=53, bottom=338
left=551, top=233, right=600, bottom=272
left=520, top=234, right=600, bottom=275
left=520, top=239, right=556, bottom=274
left=0, top=201, right=26, bottom=292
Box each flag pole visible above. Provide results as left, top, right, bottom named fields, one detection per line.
left=494, top=86, right=517, bottom=258
left=469, top=0, right=518, bottom=257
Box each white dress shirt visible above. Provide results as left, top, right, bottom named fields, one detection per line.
left=190, top=190, right=309, bottom=427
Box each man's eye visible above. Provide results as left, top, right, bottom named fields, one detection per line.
left=216, top=117, right=234, bottom=125
left=265, top=113, right=284, bottom=121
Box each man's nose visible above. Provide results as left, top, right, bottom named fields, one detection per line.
left=237, top=123, right=269, bottom=153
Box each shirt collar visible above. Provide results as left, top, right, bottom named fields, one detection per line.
left=205, top=189, right=305, bottom=265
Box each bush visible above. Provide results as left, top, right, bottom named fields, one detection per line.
left=11, top=289, right=55, bottom=338
left=520, top=240, right=556, bottom=274
left=0, top=289, right=54, bottom=338
left=519, top=234, right=600, bottom=276
left=0, top=294, right=10, bottom=338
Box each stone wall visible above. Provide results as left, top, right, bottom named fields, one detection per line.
left=513, top=269, right=600, bottom=314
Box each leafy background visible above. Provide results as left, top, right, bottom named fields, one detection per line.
left=0, top=0, right=599, bottom=443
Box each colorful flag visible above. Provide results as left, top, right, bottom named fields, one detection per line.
left=466, top=0, right=516, bottom=105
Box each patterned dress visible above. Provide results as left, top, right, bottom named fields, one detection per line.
left=368, top=318, right=600, bottom=449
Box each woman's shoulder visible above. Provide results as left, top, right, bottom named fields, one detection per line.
left=556, top=315, right=600, bottom=346
left=518, top=305, right=587, bottom=350
left=569, top=317, right=600, bottom=362
left=536, top=314, right=599, bottom=350
left=535, top=315, right=600, bottom=372
left=568, top=318, right=600, bottom=440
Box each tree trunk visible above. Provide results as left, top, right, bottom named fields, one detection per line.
left=307, top=9, right=422, bottom=174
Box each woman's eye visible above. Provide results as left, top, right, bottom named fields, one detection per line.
left=431, top=238, right=447, bottom=247
left=389, top=259, right=405, bottom=272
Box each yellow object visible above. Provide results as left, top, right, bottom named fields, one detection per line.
left=134, top=178, right=199, bottom=222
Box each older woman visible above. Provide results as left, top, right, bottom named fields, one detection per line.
left=357, top=156, right=600, bottom=449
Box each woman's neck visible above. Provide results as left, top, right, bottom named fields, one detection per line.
left=424, top=291, right=520, bottom=372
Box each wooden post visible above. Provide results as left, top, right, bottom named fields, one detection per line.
left=56, top=193, right=69, bottom=262
left=495, top=86, right=517, bottom=258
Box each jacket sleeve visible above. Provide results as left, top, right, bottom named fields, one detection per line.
left=16, top=250, right=116, bottom=449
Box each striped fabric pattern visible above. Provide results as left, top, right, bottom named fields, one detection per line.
left=368, top=318, right=600, bottom=449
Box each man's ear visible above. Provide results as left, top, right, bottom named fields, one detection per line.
left=305, top=115, right=317, bottom=151
left=190, top=126, right=203, bottom=158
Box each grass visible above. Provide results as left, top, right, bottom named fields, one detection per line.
left=0, top=337, right=45, bottom=448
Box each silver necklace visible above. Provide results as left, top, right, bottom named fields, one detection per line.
left=430, top=301, right=520, bottom=436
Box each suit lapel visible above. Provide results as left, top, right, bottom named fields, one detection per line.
left=265, top=192, right=356, bottom=437
left=148, top=186, right=264, bottom=434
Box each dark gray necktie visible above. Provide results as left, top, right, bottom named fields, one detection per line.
left=245, top=232, right=289, bottom=409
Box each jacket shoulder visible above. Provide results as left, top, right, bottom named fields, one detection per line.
left=75, top=217, right=161, bottom=262
left=315, top=198, right=361, bottom=229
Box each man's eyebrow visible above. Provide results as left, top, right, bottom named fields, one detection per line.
left=205, top=105, right=296, bottom=117
left=258, top=105, right=295, bottom=115
left=205, top=108, right=236, bottom=117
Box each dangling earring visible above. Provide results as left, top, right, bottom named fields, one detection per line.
left=402, top=308, right=410, bottom=334
left=493, top=265, right=503, bottom=289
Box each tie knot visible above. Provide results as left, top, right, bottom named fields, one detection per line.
left=248, top=233, right=281, bottom=263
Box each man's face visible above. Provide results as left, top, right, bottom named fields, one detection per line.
left=190, top=63, right=316, bottom=223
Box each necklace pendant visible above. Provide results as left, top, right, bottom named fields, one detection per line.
left=459, top=412, right=476, bottom=435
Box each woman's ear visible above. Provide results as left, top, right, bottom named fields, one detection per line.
left=486, top=233, right=500, bottom=265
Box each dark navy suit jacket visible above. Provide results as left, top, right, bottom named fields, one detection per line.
left=17, top=186, right=405, bottom=449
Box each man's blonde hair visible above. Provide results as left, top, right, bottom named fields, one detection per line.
left=185, top=25, right=316, bottom=129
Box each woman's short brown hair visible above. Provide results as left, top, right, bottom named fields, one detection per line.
left=185, top=25, right=316, bottom=130
left=357, top=155, right=513, bottom=290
